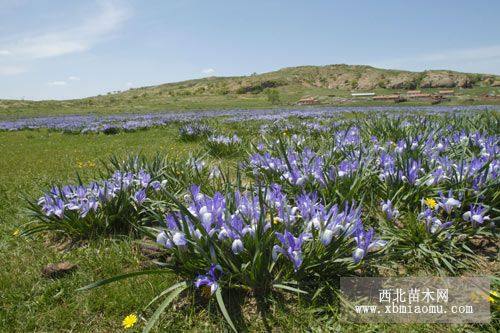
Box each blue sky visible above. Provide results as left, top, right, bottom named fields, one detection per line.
left=1, top=0, right=499, bottom=100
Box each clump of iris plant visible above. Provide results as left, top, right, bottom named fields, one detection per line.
left=26, top=170, right=162, bottom=238
left=81, top=183, right=385, bottom=332
left=206, top=134, right=242, bottom=157
left=179, top=123, right=212, bottom=141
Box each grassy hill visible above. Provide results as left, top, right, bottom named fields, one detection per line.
left=1, top=64, right=499, bottom=118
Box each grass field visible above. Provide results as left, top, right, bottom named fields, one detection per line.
left=0, top=111, right=498, bottom=332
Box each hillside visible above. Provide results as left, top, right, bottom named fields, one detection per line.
left=1, top=64, right=499, bottom=118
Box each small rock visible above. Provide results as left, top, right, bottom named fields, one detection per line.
left=139, top=260, right=158, bottom=269
left=42, top=261, right=77, bottom=278
left=484, top=247, right=497, bottom=255
left=139, top=243, right=162, bottom=259
left=469, top=235, right=495, bottom=248
left=54, top=239, right=73, bottom=252
left=394, top=220, right=404, bottom=229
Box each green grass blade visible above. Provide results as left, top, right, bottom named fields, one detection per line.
left=144, top=281, right=188, bottom=310
left=273, top=283, right=308, bottom=294
left=77, top=269, right=167, bottom=291
left=143, top=284, right=187, bottom=333
left=215, top=288, right=237, bottom=333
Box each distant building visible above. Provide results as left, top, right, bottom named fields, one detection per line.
left=491, top=81, right=500, bottom=87
left=372, top=94, right=400, bottom=101
left=351, top=92, right=375, bottom=97
left=297, top=97, right=320, bottom=105
left=407, top=93, right=432, bottom=99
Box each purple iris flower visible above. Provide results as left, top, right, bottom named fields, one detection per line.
left=156, top=214, right=189, bottom=249
left=49, top=186, right=60, bottom=196
left=133, top=188, right=147, bottom=205
left=296, top=193, right=363, bottom=246
left=337, top=160, right=358, bottom=177
left=79, top=201, right=91, bottom=218
left=296, top=192, right=319, bottom=221
left=418, top=208, right=452, bottom=234
left=272, top=230, right=309, bottom=271
left=381, top=200, right=399, bottom=221
left=435, top=140, right=447, bottom=153
left=157, top=230, right=187, bottom=249
left=150, top=180, right=161, bottom=191
left=219, top=215, right=247, bottom=254
left=379, top=152, right=396, bottom=181
left=352, top=227, right=386, bottom=263
left=194, top=264, right=222, bottom=295
left=401, top=159, right=421, bottom=184
left=395, top=140, right=407, bottom=154
left=156, top=230, right=173, bottom=248
left=438, top=190, right=461, bottom=214
left=53, top=198, right=65, bottom=219
left=463, top=205, right=491, bottom=227
left=186, top=186, right=225, bottom=234
left=426, top=167, right=445, bottom=185
left=231, top=239, right=244, bottom=254
left=76, top=186, right=87, bottom=199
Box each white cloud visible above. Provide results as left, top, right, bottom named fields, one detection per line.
left=0, top=65, right=26, bottom=75
left=48, top=81, right=68, bottom=86
left=371, top=45, right=500, bottom=74
left=125, top=82, right=134, bottom=87
left=1, top=0, right=131, bottom=59
left=68, top=76, right=81, bottom=81
left=0, top=50, right=11, bottom=56
left=201, top=68, right=215, bottom=75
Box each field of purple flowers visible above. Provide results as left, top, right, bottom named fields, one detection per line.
left=1, top=107, right=499, bottom=332
left=1, top=105, right=498, bottom=133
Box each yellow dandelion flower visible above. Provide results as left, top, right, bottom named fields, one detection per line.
left=424, top=198, right=437, bottom=209
left=489, top=290, right=499, bottom=303
left=13, top=229, right=20, bottom=237
left=122, top=313, right=138, bottom=329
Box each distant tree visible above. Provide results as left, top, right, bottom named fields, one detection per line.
left=217, top=87, right=230, bottom=95
left=467, top=74, right=482, bottom=85
left=194, top=87, right=206, bottom=95
left=265, top=88, right=281, bottom=105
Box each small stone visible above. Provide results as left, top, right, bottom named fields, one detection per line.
left=139, top=243, right=162, bottom=258
left=394, top=220, right=404, bottom=229
left=484, top=247, right=497, bottom=255
left=42, top=261, right=77, bottom=278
